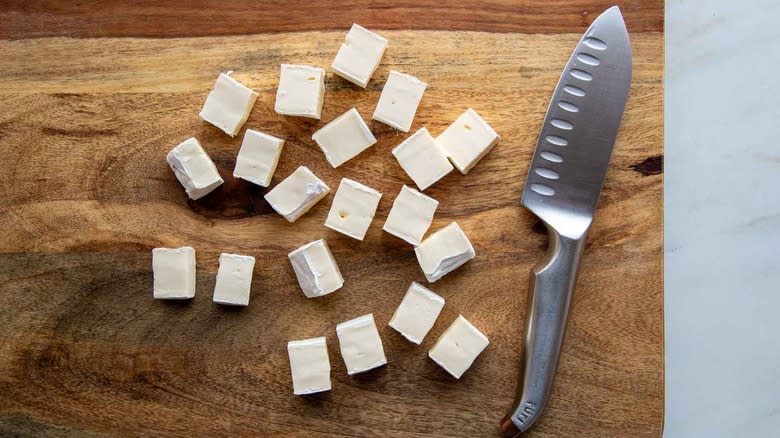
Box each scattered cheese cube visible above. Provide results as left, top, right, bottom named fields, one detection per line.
left=415, top=222, right=475, bottom=282
left=383, top=185, right=438, bottom=246
left=331, top=24, right=388, bottom=88
left=152, top=246, right=196, bottom=300
left=288, top=239, right=344, bottom=298
left=392, top=127, right=453, bottom=191
left=373, top=70, right=427, bottom=132
left=212, top=253, right=255, bottom=306
left=288, top=337, right=332, bottom=395
left=389, top=282, right=445, bottom=344
left=336, top=314, right=387, bottom=375
left=274, top=64, right=326, bottom=119
left=264, top=166, right=330, bottom=222
left=233, top=129, right=284, bottom=187
left=312, top=108, right=377, bottom=168
left=199, top=72, right=258, bottom=137
left=166, top=137, right=224, bottom=200
left=429, top=315, right=489, bottom=379
left=436, top=108, right=500, bottom=173
left=325, top=178, right=382, bottom=241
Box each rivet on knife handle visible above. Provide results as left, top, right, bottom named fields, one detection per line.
left=501, top=5, right=632, bottom=435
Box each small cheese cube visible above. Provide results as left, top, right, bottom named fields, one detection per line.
left=288, top=239, right=344, bottom=298
left=415, top=222, right=475, bottom=282
left=383, top=185, right=438, bottom=246
left=392, top=127, right=453, bottom=191
left=166, top=137, right=224, bottom=200
left=429, top=315, right=489, bottom=379
left=152, top=246, right=196, bottom=300
left=389, top=282, right=445, bottom=344
left=233, top=129, right=284, bottom=187
left=436, top=108, right=500, bottom=173
left=331, top=24, right=388, bottom=88
left=274, top=64, right=326, bottom=119
left=288, top=337, right=331, bottom=395
left=373, top=70, right=427, bottom=132
left=312, top=108, right=376, bottom=168
left=336, top=314, right=387, bottom=375
left=199, top=72, right=258, bottom=137
left=264, top=166, right=330, bottom=222
left=213, top=253, right=255, bottom=306
left=325, top=178, right=382, bottom=241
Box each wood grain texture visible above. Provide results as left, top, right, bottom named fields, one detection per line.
left=0, top=26, right=663, bottom=438
left=0, top=0, right=663, bottom=39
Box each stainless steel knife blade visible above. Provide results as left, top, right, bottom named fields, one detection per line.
left=501, top=6, right=632, bottom=436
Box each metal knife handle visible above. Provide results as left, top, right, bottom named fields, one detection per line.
left=501, top=223, right=586, bottom=436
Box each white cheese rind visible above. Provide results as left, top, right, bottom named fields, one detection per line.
left=388, top=282, right=445, bottom=344
left=382, top=185, right=438, bottom=246
left=274, top=64, right=326, bottom=119
left=414, top=222, right=475, bottom=282
left=233, top=129, right=284, bottom=187
left=428, top=315, right=489, bottom=379
left=312, top=108, right=377, bottom=168
left=436, top=108, right=500, bottom=173
left=392, top=127, right=453, bottom=191
left=373, top=70, right=427, bottom=132
left=152, top=246, right=196, bottom=300
left=199, top=72, right=258, bottom=137
left=325, top=178, right=382, bottom=241
left=166, top=137, right=224, bottom=200
left=336, top=313, right=387, bottom=375
left=288, top=337, right=332, bottom=395
left=212, top=253, right=255, bottom=306
left=331, top=24, right=388, bottom=88
left=264, top=166, right=330, bottom=222
left=288, top=239, right=344, bottom=298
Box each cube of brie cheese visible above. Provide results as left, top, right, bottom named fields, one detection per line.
left=212, top=253, right=255, bottom=306
left=325, top=178, right=382, bottom=241
left=428, top=315, right=489, bottom=379
left=233, top=129, right=284, bottom=187
left=392, top=127, right=453, bottom=191
left=436, top=108, right=500, bottom=173
left=199, top=72, right=258, bottom=137
left=373, top=70, right=427, bottom=132
left=264, top=166, right=330, bottom=222
left=389, top=282, right=445, bottom=344
left=288, top=337, right=332, bottom=395
left=415, top=222, right=475, bottom=282
left=288, top=239, right=344, bottom=298
left=274, top=64, right=326, bottom=119
left=383, top=185, right=438, bottom=246
left=312, top=108, right=377, bottom=168
left=336, top=313, right=387, bottom=375
left=152, top=246, right=196, bottom=300
left=166, top=137, right=224, bottom=200
left=331, top=24, right=388, bottom=88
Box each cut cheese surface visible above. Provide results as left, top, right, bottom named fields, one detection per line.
left=336, top=313, right=387, bottom=375
left=383, top=185, right=438, bottom=246
left=264, top=166, right=330, bottom=222
left=436, top=108, right=500, bottom=173
left=325, top=178, right=382, bottom=241
left=392, top=127, right=453, bottom=191
left=152, top=246, right=196, bottom=300
left=312, top=108, right=377, bottom=168
left=233, top=129, right=284, bottom=187
left=288, top=337, right=332, bottom=395
left=275, top=64, right=326, bottom=119
left=414, top=222, right=475, bottom=282
left=389, top=282, right=445, bottom=344
left=373, top=70, right=427, bottom=132
left=199, top=72, right=258, bottom=137
left=331, top=24, right=388, bottom=88
left=428, top=315, right=489, bottom=379
left=288, top=239, right=344, bottom=298
left=213, top=253, right=255, bottom=306
left=166, top=137, right=224, bottom=200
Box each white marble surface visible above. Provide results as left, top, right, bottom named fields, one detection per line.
left=665, top=0, right=780, bottom=436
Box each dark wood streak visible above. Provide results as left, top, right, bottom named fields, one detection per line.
left=630, top=155, right=663, bottom=176
left=0, top=0, right=663, bottom=40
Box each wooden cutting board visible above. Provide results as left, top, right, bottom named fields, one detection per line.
left=0, top=1, right=663, bottom=437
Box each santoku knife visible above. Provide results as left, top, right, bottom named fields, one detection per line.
left=501, top=6, right=632, bottom=436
